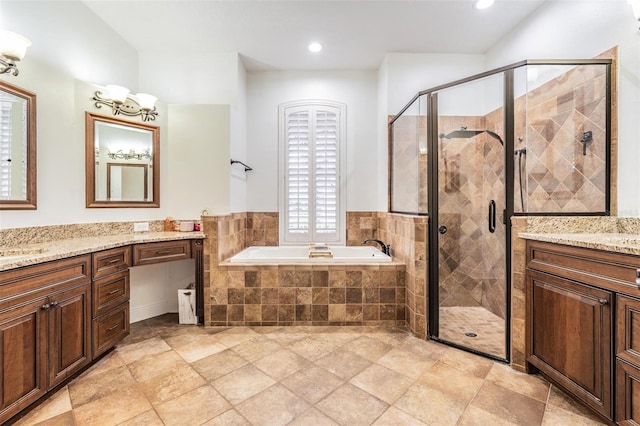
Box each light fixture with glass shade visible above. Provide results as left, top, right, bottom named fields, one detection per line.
left=92, top=85, right=159, bottom=122
left=0, top=30, right=31, bottom=76
left=472, top=0, right=494, bottom=10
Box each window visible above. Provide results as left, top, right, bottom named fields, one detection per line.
left=279, top=100, right=346, bottom=245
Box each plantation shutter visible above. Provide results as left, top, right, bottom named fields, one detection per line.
left=281, top=102, right=344, bottom=244
left=0, top=102, right=12, bottom=199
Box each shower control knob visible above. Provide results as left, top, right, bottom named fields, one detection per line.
left=438, top=226, right=447, bottom=235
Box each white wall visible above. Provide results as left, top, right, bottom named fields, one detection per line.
left=246, top=70, right=378, bottom=212
left=167, top=104, right=231, bottom=218
left=139, top=52, right=239, bottom=105
left=230, top=59, right=248, bottom=213
left=485, top=0, right=640, bottom=216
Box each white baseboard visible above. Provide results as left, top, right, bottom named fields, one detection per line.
left=130, top=301, right=177, bottom=323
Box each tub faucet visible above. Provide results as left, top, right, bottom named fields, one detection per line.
left=362, top=238, right=390, bottom=255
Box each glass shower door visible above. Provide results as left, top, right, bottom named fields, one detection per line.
left=433, top=73, right=508, bottom=360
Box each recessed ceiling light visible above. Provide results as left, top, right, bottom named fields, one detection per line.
left=473, top=0, right=494, bottom=10
left=308, top=42, right=322, bottom=53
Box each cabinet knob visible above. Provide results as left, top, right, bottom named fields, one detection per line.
left=636, top=269, right=640, bottom=289
left=40, top=303, right=50, bottom=310
left=50, top=300, right=59, bottom=308
left=598, top=298, right=608, bottom=305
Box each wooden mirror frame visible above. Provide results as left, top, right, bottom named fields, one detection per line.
left=85, top=112, right=159, bottom=208
left=0, top=80, right=37, bottom=210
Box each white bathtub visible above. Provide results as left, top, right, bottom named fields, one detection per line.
left=228, top=246, right=392, bottom=263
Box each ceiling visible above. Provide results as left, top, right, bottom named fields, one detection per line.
left=82, top=0, right=548, bottom=71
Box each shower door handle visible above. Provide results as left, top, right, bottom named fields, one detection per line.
left=488, top=200, right=496, bottom=233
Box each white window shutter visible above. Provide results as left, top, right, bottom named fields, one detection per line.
left=280, top=101, right=346, bottom=245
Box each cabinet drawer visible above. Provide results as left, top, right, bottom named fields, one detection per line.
left=132, top=240, right=191, bottom=266
left=527, top=240, right=640, bottom=295
left=618, top=294, right=640, bottom=366
left=0, top=255, right=91, bottom=305
left=92, top=302, right=129, bottom=358
left=92, top=246, right=131, bottom=279
left=616, top=358, right=640, bottom=426
left=93, top=270, right=130, bottom=317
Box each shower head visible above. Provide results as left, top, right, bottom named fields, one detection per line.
left=442, top=129, right=484, bottom=139
left=441, top=128, right=504, bottom=146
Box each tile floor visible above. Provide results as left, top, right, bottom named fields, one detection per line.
left=15, top=314, right=606, bottom=426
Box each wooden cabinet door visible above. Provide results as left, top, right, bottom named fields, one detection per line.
left=48, top=283, right=91, bottom=389
left=0, top=298, right=48, bottom=424
left=527, top=270, right=613, bottom=419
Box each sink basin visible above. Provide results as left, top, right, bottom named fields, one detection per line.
left=0, top=247, right=47, bottom=257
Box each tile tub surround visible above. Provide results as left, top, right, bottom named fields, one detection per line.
left=202, top=212, right=425, bottom=332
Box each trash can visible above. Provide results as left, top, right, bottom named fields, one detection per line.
left=178, top=283, right=197, bottom=324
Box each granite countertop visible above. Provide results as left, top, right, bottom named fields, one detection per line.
left=519, top=232, right=640, bottom=256
left=0, top=231, right=206, bottom=271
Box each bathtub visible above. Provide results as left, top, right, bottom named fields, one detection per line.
left=228, top=245, right=392, bottom=263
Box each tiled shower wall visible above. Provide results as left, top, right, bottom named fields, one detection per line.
left=437, top=115, right=507, bottom=322
left=515, top=61, right=609, bottom=213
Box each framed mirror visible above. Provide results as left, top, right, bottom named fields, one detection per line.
left=0, top=80, right=36, bottom=210
left=85, top=112, right=159, bottom=208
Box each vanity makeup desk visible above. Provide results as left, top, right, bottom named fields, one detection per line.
left=0, top=231, right=204, bottom=424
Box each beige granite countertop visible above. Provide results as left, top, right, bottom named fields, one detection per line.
left=519, top=232, right=640, bottom=256
left=0, top=231, right=206, bottom=271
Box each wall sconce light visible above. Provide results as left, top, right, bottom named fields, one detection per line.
left=0, top=30, right=31, bottom=76
left=107, top=148, right=152, bottom=161
left=93, top=85, right=158, bottom=122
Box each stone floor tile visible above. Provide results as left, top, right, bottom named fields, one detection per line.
left=350, top=364, right=414, bottom=404
left=155, top=385, right=231, bottom=425
left=315, top=348, right=372, bottom=380
left=371, top=406, right=428, bottom=425
left=117, top=409, right=164, bottom=426
left=417, top=360, right=485, bottom=403
left=486, top=362, right=551, bottom=402
left=281, top=366, right=344, bottom=404
left=68, top=364, right=138, bottom=407
left=377, top=347, right=436, bottom=379
left=230, top=336, right=283, bottom=362
left=213, top=327, right=259, bottom=347
left=470, top=381, right=546, bottom=425
left=115, top=336, right=172, bottom=365
left=202, top=409, right=251, bottom=426
left=394, top=381, right=467, bottom=425
left=287, top=336, right=339, bottom=361
left=13, top=387, right=72, bottom=426
left=438, top=346, right=495, bottom=379
left=72, top=385, right=152, bottom=425
left=287, top=407, right=340, bottom=426
left=212, top=364, right=276, bottom=405
left=316, top=383, right=388, bottom=426
left=128, top=350, right=189, bottom=383
left=17, top=411, right=76, bottom=426
left=343, top=335, right=393, bottom=361
left=236, top=384, right=310, bottom=426
left=137, top=363, right=207, bottom=405
left=457, top=405, right=520, bottom=426
left=253, top=348, right=311, bottom=380
left=191, top=348, right=249, bottom=382
left=164, top=332, right=227, bottom=363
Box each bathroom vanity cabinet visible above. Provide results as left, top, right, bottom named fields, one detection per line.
left=526, top=240, right=640, bottom=424
left=0, top=235, right=204, bottom=424
left=0, top=255, right=92, bottom=424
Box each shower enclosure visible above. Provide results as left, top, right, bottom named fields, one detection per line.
left=389, top=59, right=612, bottom=361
